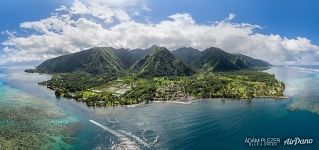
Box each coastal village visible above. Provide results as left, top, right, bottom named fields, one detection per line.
left=153, top=81, right=188, bottom=101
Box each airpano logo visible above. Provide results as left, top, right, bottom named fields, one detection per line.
left=284, top=137, right=313, bottom=146
left=244, top=137, right=314, bottom=147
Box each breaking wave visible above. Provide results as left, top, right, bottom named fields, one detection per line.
left=286, top=66, right=319, bottom=73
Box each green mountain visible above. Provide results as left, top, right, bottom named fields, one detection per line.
left=172, top=47, right=201, bottom=65
left=33, top=46, right=270, bottom=76
left=131, top=46, right=194, bottom=77
left=194, top=47, right=271, bottom=71
left=36, top=47, right=136, bottom=74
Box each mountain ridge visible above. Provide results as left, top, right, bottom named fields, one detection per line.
left=172, top=47, right=271, bottom=71
left=31, top=46, right=271, bottom=76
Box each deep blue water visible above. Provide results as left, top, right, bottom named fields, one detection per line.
left=0, top=66, right=319, bottom=149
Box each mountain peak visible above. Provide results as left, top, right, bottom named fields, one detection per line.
left=204, top=47, right=228, bottom=53
left=149, top=45, right=161, bottom=50
left=147, top=45, right=171, bottom=57
left=131, top=46, right=194, bottom=77
left=36, top=47, right=136, bottom=74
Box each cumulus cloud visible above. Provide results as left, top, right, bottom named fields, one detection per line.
left=1, top=0, right=319, bottom=65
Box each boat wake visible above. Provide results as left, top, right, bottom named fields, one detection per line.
left=89, top=120, right=124, bottom=138
left=118, top=130, right=150, bottom=148
left=111, top=137, right=140, bottom=150
left=89, top=120, right=158, bottom=149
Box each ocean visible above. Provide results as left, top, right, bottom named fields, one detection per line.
left=0, top=66, right=319, bottom=149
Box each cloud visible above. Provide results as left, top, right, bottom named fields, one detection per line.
left=55, top=5, right=67, bottom=12
left=69, top=0, right=146, bottom=23
left=1, top=0, right=319, bottom=65
left=225, top=13, right=236, bottom=21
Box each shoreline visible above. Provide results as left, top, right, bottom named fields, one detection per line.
left=26, top=70, right=287, bottom=107
left=103, top=95, right=291, bottom=109
left=38, top=81, right=289, bottom=107
left=255, top=96, right=290, bottom=99
left=126, top=96, right=290, bottom=108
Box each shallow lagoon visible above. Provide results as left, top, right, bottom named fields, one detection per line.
left=0, top=66, right=319, bottom=149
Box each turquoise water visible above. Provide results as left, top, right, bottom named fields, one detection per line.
left=1, top=66, right=319, bottom=149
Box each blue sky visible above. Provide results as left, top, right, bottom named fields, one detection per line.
left=147, top=0, right=319, bottom=45
left=0, top=0, right=66, bottom=40
left=1, top=0, right=318, bottom=43
left=1, top=0, right=319, bottom=64
left=0, top=0, right=69, bottom=61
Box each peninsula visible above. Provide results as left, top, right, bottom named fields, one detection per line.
left=26, top=45, right=285, bottom=107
